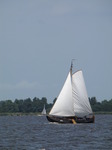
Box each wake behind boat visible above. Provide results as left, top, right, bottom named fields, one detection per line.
left=46, top=61, right=95, bottom=124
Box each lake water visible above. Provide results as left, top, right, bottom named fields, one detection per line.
left=0, top=115, right=112, bottom=150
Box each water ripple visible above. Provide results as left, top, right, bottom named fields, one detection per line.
left=0, top=115, right=112, bottom=150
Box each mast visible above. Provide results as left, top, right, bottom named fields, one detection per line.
left=70, top=59, right=75, bottom=75
left=70, top=61, right=73, bottom=73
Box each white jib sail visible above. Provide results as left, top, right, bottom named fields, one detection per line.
left=42, top=105, right=46, bottom=115
left=49, top=72, right=75, bottom=116
left=72, top=70, right=93, bottom=117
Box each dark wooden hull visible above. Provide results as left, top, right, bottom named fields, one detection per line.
left=46, top=115, right=95, bottom=124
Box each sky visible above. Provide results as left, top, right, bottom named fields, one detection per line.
left=0, top=0, right=112, bottom=103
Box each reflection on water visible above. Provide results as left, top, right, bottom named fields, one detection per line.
left=0, top=115, right=112, bottom=150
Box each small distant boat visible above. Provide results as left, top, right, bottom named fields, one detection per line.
left=47, top=61, right=95, bottom=124
left=41, top=105, right=46, bottom=115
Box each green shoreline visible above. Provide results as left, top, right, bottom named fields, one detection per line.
left=94, top=112, right=112, bottom=114
left=0, top=112, right=41, bottom=116
left=0, top=112, right=112, bottom=116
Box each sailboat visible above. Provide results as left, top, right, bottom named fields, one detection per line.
left=41, top=105, right=46, bottom=115
left=46, top=61, right=95, bottom=124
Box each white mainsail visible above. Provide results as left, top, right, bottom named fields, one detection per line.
left=41, top=105, right=46, bottom=115
left=72, top=70, right=93, bottom=117
left=50, top=72, right=74, bottom=116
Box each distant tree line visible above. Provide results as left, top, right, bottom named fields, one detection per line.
left=89, top=97, right=112, bottom=112
left=0, top=97, right=112, bottom=114
left=0, top=97, right=53, bottom=114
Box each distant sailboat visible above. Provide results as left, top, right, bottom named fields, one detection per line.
left=46, top=61, right=95, bottom=123
left=41, top=105, right=46, bottom=115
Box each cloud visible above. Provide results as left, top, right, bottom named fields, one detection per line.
left=0, top=81, right=37, bottom=91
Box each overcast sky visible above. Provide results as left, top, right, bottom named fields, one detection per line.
left=0, top=0, right=112, bottom=102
